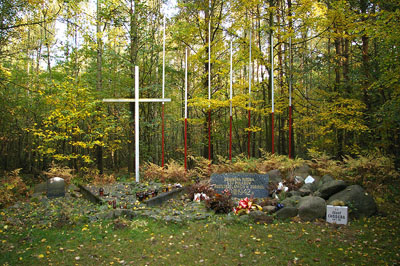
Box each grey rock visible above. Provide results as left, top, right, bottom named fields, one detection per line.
left=293, top=164, right=312, bottom=178
left=67, top=184, right=80, bottom=192
left=327, top=185, right=377, bottom=219
left=164, top=215, right=182, bottom=223
left=276, top=207, right=298, bottom=220
left=298, top=196, right=326, bottom=221
left=267, top=169, right=283, bottom=184
left=288, top=191, right=302, bottom=197
left=313, top=191, right=322, bottom=197
left=194, top=213, right=210, bottom=220
left=262, top=205, right=276, bottom=213
left=316, top=175, right=334, bottom=190
left=321, top=174, right=334, bottom=184
left=281, top=196, right=302, bottom=208
left=319, top=180, right=347, bottom=199
left=299, top=183, right=314, bottom=196
left=248, top=210, right=274, bottom=224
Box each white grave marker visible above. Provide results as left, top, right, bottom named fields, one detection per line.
left=326, top=205, right=348, bottom=225
left=103, top=66, right=171, bottom=182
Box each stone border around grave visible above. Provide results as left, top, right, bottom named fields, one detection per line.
left=144, top=187, right=187, bottom=207
left=79, top=184, right=103, bottom=205
left=78, top=183, right=187, bottom=207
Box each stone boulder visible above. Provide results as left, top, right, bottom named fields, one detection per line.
left=299, top=183, right=317, bottom=196
left=275, top=207, right=298, bottom=220
left=248, top=210, right=274, bottom=224
left=262, top=206, right=276, bottom=214
left=298, top=196, right=326, bottom=221
left=267, top=169, right=283, bottom=184
left=321, top=174, right=334, bottom=184
left=288, top=190, right=302, bottom=197
left=327, top=185, right=377, bottom=219
left=293, top=164, right=312, bottom=178
left=318, top=180, right=347, bottom=199
left=281, top=196, right=302, bottom=208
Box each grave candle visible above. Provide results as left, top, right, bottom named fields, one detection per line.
left=99, top=188, right=104, bottom=197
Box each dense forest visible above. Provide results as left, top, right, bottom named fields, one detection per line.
left=1, top=0, right=399, bottom=176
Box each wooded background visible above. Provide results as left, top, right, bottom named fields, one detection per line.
left=1, top=0, right=399, bottom=175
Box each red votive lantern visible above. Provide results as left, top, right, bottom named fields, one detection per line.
left=99, top=188, right=104, bottom=197
left=112, top=199, right=117, bottom=209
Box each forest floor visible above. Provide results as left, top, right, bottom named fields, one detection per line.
left=0, top=185, right=400, bottom=265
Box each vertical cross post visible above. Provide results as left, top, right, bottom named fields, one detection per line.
left=103, top=66, right=171, bottom=183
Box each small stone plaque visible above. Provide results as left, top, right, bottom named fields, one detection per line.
left=210, top=173, right=269, bottom=199
left=326, top=205, right=348, bottom=225
left=47, top=177, right=65, bottom=198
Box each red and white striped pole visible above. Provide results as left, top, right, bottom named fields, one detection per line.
left=229, top=40, right=233, bottom=161
left=161, top=15, right=166, bottom=167
left=288, top=37, right=292, bottom=159
left=208, top=0, right=212, bottom=163
left=271, top=28, right=275, bottom=154
left=248, top=28, right=252, bottom=159
left=184, top=48, right=188, bottom=170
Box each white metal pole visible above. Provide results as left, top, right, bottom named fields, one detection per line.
left=208, top=0, right=211, bottom=106
left=230, top=40, right=232, bottom=116
left=185, top=48, right=188, bottom=119
left=289, top=37, right=292, bottom=107
left=135, top=66, right=140, bottom=182
left=162, top=15, right=166, bottom=101
left=249, top=28, right=252, bottom=104
left=271, top=32, right=274, bottom=113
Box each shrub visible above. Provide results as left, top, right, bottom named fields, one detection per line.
left=80, top=168, right=116, bottom=185
left=0, top=169, right=30, bottom=208
left=307, top=149, right=345, bottom=178
left=43, top=162, right=74, bottom=184
left=143, top=160, right=195, bottom=184
left=343, top=152, right=399, bottom=192
left=189, top=156, right=212, bottom=180
left=257, top=150, right=307, bottom=178
left=205, top=190, right=234, bottom=214
left=186, top=181, right=215, bottom=201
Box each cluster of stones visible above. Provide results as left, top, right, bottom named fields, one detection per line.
left=83, top=182, right=211, bottom=223
left=28, top=180, right=211, bottom=225
left=263, top=164, right=378, bottom=221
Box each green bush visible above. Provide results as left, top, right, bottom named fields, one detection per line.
left=0, top=169, right=30, bottom=208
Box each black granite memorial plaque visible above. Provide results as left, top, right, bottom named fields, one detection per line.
left=47, top=177, right=65, bottom=198
left=210, top=173, right=269, bottom=198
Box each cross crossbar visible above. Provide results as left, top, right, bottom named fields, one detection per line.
left=103, top=98, right=171, bottom=103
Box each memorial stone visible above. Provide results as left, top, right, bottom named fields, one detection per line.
left=47, top=177, right=65, bottom=198
left=210, top=173, right=269, bottom=199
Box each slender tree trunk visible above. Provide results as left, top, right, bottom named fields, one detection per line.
left=268, top=0, right=274, bottom=153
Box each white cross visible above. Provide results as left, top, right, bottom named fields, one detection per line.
left=103, top=66, right=171, bottom=182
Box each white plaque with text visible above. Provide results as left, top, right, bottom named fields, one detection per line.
left=326, top=205, right=348, bottom=225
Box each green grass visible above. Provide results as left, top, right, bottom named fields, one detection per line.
left=1, top=208, right=400, bottom=266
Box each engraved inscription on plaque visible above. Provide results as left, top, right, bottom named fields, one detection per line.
left=210, top=173, right=269, bottom=199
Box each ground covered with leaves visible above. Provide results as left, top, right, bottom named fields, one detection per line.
left=1, top=192, right=400, bottom=266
